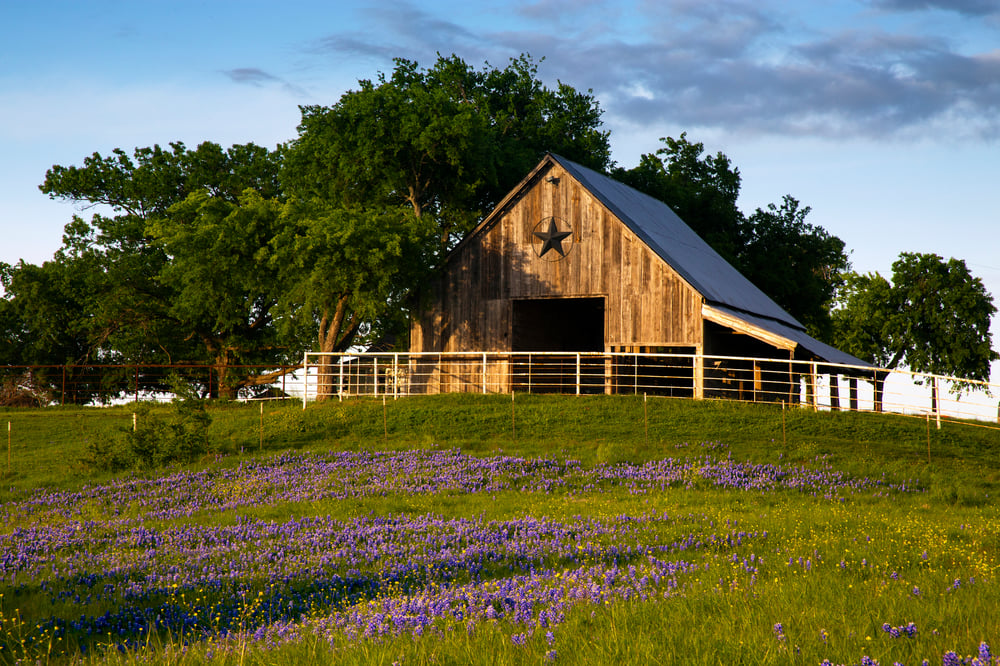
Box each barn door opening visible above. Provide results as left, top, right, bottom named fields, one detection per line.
left=511, top=297, right=604, bottom=393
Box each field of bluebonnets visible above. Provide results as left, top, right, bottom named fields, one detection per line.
left=1, top=394, right=998, bottom=665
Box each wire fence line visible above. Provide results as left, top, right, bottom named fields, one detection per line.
left=2, top=352, right=998, bottom=432
left=302, top=351, right=1000, bottom=428
left=0, top=364, right=301, bottom=406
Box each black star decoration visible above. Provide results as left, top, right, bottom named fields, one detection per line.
left=533, top=219, right=572, bottom=258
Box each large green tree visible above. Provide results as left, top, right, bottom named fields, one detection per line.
left=832, top=253, right=997, bottom=409
left=15, top=141, right=286, bottom=399
left=282, top=54, right=611, bottom=247
left=149, top=189, right=290, bottom=395
left=270, top=201, right=438, bottom=397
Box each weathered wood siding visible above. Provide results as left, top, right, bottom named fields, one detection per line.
left=410, top=162, right=704, bottom=364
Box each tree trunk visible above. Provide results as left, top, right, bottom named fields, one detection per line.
left=316, top=294, right=355, bottom=402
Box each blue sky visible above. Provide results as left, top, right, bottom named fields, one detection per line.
left=2, top=0, right=999, bottom=332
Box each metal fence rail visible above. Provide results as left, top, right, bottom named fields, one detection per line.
left=302, top=351, right=1000, bottom=426
left=3, top=353, right=997, bottom=427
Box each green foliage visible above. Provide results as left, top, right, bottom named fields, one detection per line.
left=282, top=53, right=611, bottom=247
left=833, top=252, right=997, bottom=388
left=5, top=142, right=288, bottom=399
left=743, top=195, right=849, bottom=338
left=84, top=393, right=213, bottom=472
left=832, top=272, right=898, bottom=368
left=149, top=188, right=294, bottom=396
left=271, top=202, right=438, bottom=354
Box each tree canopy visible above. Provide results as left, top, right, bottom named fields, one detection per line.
left=282, top=54, right=611, bottom=248
left=832, top=252, right=997, bottom=390
left=4, top=141, right=287, bottom=399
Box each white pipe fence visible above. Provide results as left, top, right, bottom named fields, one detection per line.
left=300, top=351, right=1000, bottom=425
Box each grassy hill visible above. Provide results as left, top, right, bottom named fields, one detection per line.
left=3, top=394, right=997, bottom=503
left=1, top=395, right=998, bottom=665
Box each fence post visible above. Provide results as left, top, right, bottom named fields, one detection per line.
left=374, top=357, right=379, bottom=398
left=934, top=376, right=941, bottom=430
left=483, top=352, right=487, bottom=394
left=634, top=354, right=638, bottom=395
left=134, top=365, right=140, bottom=404
left=643, top=392, right=648, bottom=445
left=394, top=353, right=400, bottom=399
left=694, top=353, right=704, bottom=400
left=528, top=353, right=536, bottom=392
left=576, top=353, right=581, bottom=395
left=511, top=391, right=516, bottom=441
left=811, top=362, right=818, bottom=412
left=781, top=401, right=786, bottom=447
left=302, top=351, right=308, bottom=410
left=339, top=356, right=344, bottom=400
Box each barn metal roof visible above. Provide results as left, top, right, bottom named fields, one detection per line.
left=551, top=154, right=870, bottom=368
left=552, top=154, right=802, bottom=328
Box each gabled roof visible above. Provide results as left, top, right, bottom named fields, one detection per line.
left=551, top=154, right=803, bottom=330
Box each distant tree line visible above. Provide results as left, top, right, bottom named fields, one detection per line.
left=0, top=54, right=994, bottom=403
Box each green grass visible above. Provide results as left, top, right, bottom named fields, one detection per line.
left=1, top=394, right=999, bottom=665
left=3, top=394, right=998, bottom=502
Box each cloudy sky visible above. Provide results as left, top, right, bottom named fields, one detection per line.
left=3, top=0, right=999, bottom=323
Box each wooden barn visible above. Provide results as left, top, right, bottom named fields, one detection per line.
left=409, top=153, right=866, bottom=399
